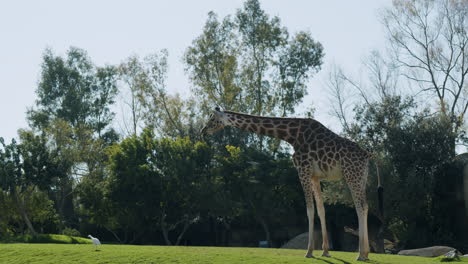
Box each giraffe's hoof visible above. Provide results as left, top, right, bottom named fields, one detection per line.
left=305, top=253, right=314, bottom=258
left=356, top=256, right=369, bottom=261
left=321, top=252, right=331, bottom=257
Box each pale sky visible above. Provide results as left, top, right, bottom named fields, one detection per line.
left=0, top=0, right=392, bottom=143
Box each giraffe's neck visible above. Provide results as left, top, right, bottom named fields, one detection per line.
left=223, top=111, right=301, bottom=144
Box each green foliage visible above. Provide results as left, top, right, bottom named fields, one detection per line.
left=17, top=130, right=66, bottom=192
left=0, top=188, right=59, bottom=239
left=28, top=47, right=118, bottom=137
left=3, top=0, right=465, bottom=251
left=11, top=234, right=90, bottom=244
left=23, top=47, right=120, bottom=232
left=324, top=95, right=462, bottom=249
left=185, top=0, right=323, bottom=117
left=0, top=138, right=22, bottom=192
left=22, top=187, right=60, bottom=228
left=0, top=138, right=57, bottom=236
left=105, top=131, right=213, bottom=244
left=62, top=227, right=81, bottom=237
left=186, top=0, right=323, bottom=151
left=0, top=190, right=17, bottom=239
left=119, top=51, right=201, bottom=139
left=214, top=145, right=303, bottom=246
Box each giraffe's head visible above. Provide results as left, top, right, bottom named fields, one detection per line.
left=201, top=107, right=228, bottom=136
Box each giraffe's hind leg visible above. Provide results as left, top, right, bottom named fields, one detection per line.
left=311, top=176, right=331, bottom=257
left=343, top=162, right=370, bottom=261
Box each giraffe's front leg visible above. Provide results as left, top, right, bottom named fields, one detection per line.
left=298, top=171, right=315, bottom=258
left=311, top=177, right=331, bottom=257
left=356, top=206, right=370, bottom=261
left=305, top=204, right=315, bottom=258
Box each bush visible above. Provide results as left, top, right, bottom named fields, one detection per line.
left=62, top=228, right=81, bottom=237
left=13, top=234, right=91, bottom=244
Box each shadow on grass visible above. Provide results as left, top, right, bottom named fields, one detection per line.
left=331, top=257, right=352, bottom=264
left=314, top=257, right=337, bottom=264
left=313, top=256, right=353, bottom=264
left=316, top=256, right=383, bottom=264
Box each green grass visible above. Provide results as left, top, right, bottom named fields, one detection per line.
left=11, top=234, right=91, bottom=244
left=0, top=244, right=466, bottom=264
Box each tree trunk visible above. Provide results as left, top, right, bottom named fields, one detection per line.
left=62, top=178, right=75, bottom=226
left=258, top=217, right=271, bottom=247
left=13, top=188, right=37, bottom=235
left=160, top=218, right=172, bottom=245
left=376, top=225, right=385, bottom=253
left=162, top=227, right=172, bottom=245
left=175, top=221, right=191, bottom=246
left=344, top=226, right=385, bottom=253
left=222, top=221, right=231, bottom=246
left=104, top=226, right=122, bottom=244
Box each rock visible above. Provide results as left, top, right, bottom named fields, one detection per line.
left=281, top=231, right=328, bottom=250
left=398, top=246, right=458, bottom=257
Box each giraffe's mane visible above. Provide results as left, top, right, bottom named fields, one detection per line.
left=223, top=110, right=313, bottom=121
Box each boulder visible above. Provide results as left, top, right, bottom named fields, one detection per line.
left=398, top=246, right=458, bottom=257
left=281, top=232, right=309, bottom=250
left=281, top=231, right=329, bottom=250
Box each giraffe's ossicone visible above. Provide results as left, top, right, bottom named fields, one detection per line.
left=201, top=108, right=383, bottom=261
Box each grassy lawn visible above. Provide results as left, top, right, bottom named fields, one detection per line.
left=1, top=243, right=466, bottom=264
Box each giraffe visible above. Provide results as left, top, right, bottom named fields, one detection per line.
left=201, top=108, right=383, bottom=261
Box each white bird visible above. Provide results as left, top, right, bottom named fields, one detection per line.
left=88, top=234, right=101, bottom=251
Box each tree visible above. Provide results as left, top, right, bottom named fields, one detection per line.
left=140, top=51, right=202, bottom=139
left=118, top=55, right=146, bottom=136
left=0, top=138, right=37, bottom=235
left=185, top=0, right=324, bottom=117
left=26, top=47, right=119, bottom=229
left=0, top=136, right=61, bottom=236
left=106, top=131, right=213, bottom=245
left=326, top=0, right=468, bottom=249
left=0, top=185, right=58, bottom=238
left=118, top=51, right=201, bottom=139
left=351, top=97, right=457, bottom=248
left=28, top=47, right=118, bottom=137
left=186, top=0, right=323, bottom=152
left=184, top=12, right=243, bottom=114
left=215, top=145, right=302, bottom=247
left=184, top=0, right=324, bottom=244
left=382, top=0, right=468, bottom=148
left=323, top=95, right=461, bottom=249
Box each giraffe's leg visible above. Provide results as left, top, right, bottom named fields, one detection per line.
left=344, top=167, right=370, bottom=261
left=311, top=177, right=331, bottom=257
left=305, top=195, right=315, bottom=258
left=356, top=204, right=369, bottom=261
left=298, top=172, right=315, bottom=258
